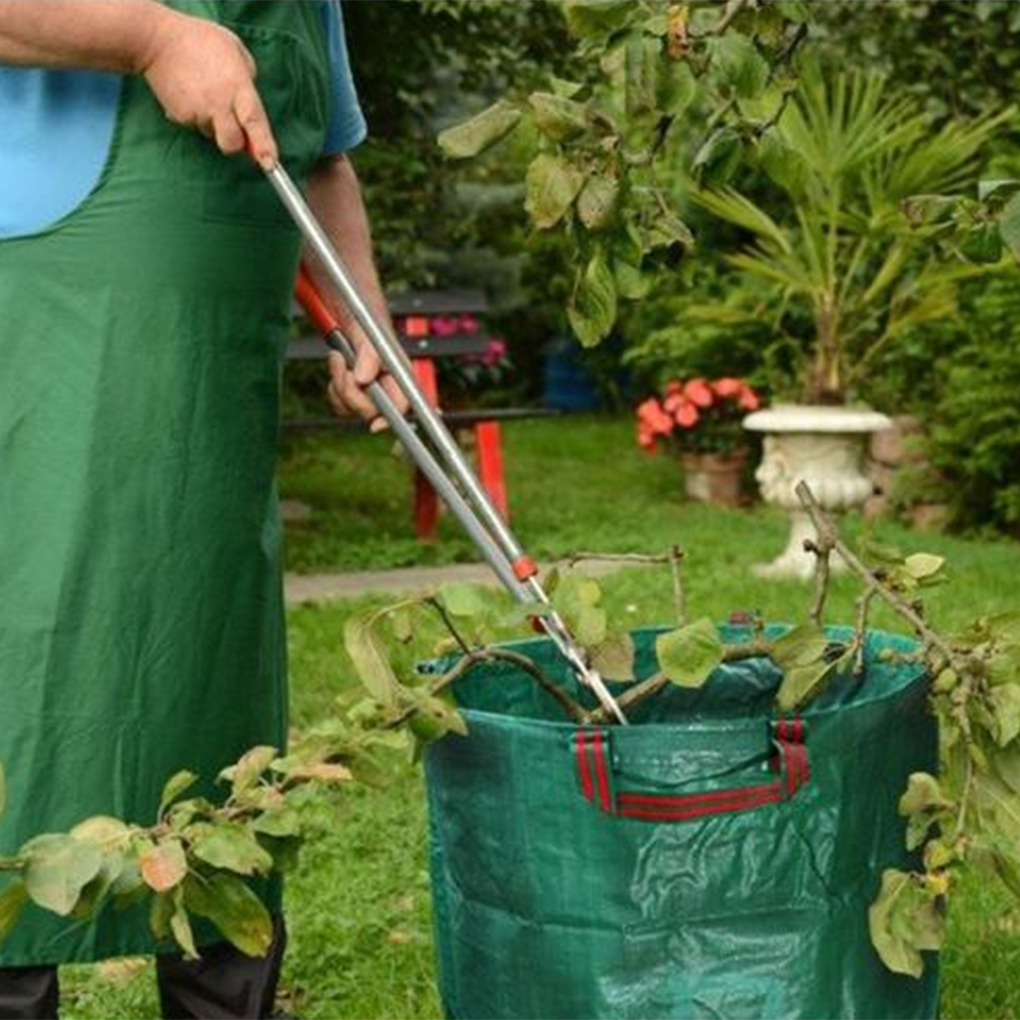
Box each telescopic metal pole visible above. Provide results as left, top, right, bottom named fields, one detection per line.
left=276, top=166, right=628, bottom=726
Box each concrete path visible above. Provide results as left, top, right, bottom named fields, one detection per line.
left=284, top=559, right=627, bottom=606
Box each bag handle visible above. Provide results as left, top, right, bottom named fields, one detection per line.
left=573, top=718, right=809, bottom=823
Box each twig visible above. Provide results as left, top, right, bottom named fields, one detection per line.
left=804, top=537, right=833, bottom=627
left=853, top=591, right=875, bottom=676
left=424, top=596, right=472, bottom=656
left=795, top=482, right=962, bottom=671
left=954, top=755, right=974, bottom=842
left=392, top=648, right=588, bottom=726
left=587, top=639, right=774, bottom=724
left=670, top=545, right=687, bottom=627
left=566, top=551, right=681, bottom=567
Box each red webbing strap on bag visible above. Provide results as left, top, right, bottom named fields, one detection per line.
left=574, top=717, right=809, bottom=823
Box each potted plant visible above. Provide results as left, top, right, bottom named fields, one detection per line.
left=636, top=376, right=760, bottom=505
left=692, top=61, right=1008, bottom=575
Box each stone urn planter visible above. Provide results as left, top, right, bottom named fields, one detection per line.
left=743, top=405, right=892, bottom=578
left=679, top=450, right=747, bottom=506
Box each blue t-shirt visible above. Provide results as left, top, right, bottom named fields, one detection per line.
left=0, top=1, right=366, bottom=240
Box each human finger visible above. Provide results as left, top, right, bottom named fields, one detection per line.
left=380, top=374, right=410, bottom=416
left=338, top=369, right=379, bottom=423
left=234, top=83, right=277, bottom=168
left=350, top=332, right=382, bottom=387
left=212, top=106, right=246, bottom=155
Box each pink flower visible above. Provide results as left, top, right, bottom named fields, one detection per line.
left=430, top=315, right=460, bottom=337
left=481, top=338, right=507, bottom=367
left=712, top=377, right=743, bottom=398
left=459, top=313, right=480, bottom=334
left=738, top=385, right=760, bottom=411
left=684, top=378, right=714, bottom=409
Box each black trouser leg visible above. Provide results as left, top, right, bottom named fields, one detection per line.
left=0, top=965, right=59, bottom=1020
left=155, top=915, right=287, bottom=1020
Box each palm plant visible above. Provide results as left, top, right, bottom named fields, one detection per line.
left=694, top=61, right=1012, bottom=404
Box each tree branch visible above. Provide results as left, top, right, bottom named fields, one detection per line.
left=795, top=481, right=962, bottom=670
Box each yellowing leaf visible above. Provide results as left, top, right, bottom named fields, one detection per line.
left=188, top=823, right=273, bottom=878
left=22, top=834, right=103, bottom=916
left=184, top=873, right=274, bottom=958
left=656, top=618, right=723, bottom=688
left=990, top=685, right=1020, bottom=748
left=577, top=174, right=620, bottom=231
left=525, top=154, right=586, bottom=230
left=438, top=100, right=521, bottom=159
left=140, top=839, right=188, bottom=894
left=899, top=773, right=953, bottom=816
left=590, top=633, right=636, bottom=682
left=904, top=553, right=945, bottom=582
left=529, top=92, right=588, bottom=142
left=0, top=882, right=27, bottom=943
left=344, top=614, right=400, bottom=708
left=568, top=249, right=618, bottom=347
left=160, top=771, right=198, bottom=815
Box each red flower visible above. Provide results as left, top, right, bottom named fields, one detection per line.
left=675, top=402, right=700, bottom=429
left=738, top=385, right=760, bottom=411
left=712, top=377, right=743, bottom=398
left=636, top=398, right=674, bottom=438
left=684, top=378, right=714, bottom=408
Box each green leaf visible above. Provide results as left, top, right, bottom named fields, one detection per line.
left=758, top=131, right=807, bottom=193
left=568, top=249, right=618, bottom=347
left=613, top=256, right=652, bottom=300
left=868, top=868, right=942, bottom=978
left=251, top=808, right=301, bottom=839
left=625, top=36, right=660, bottom=116
left=989, top=685, right=1020, bottom=747
left=185, top=873, right=274, bottom=958
left=220, top=746, right=277, bottom=797
left=550, top=77, right=584, bottom=99
left=160, top=771, right=198, bottom=816
left=69, top=816, right=131, bottom=848
left=150, top=891, right=175, bottom=942
left=389, top=606, right=414, bottom=644
left=692, top=127, right=743, bottom=183
left=562, top=0, right=633, bottom=40
left=772, top=624, right=840, bottom=710
left=188, top=822, right=274, bottom=878
left=525, top=154, right=586, bottom=230
left=776, top=658, right=841, bottom=712
left=771, top=624, right=829, bottom=670
left=904, top=553, right=945, bottom=582
left=709, top=33, right=769, bottom=98
left=344, top=613, right=401, bottom=708
left=899, top=773, right=953, bottom=816
left=658, top=60, right=696, bottom=116
left=645, top=209, right=695, bottom=252
left=656, top=618, right=723, bottom=688
left=979, top=178, right=1020, bottom=203
left=988, top=612, right=1020, bottom=643
left=0, top=882, right=28, bottom=943
left=529, top=92, right=588, bottom=142
left=170, top=896, right=198, bottom=960
left=438, top=100, right=522, bottom=159
left=590, top=632, right=636, bottom=682
left=140, top=838, right=188, bottom=893
left=406, top=693, right=469, bottom=743
left=577, top=174, right=621, bottom=231
left=438, top=582, right=490, bottom=619
left=998, top=192, right=1020, bottom=265
left=22, top=834, right=103, bottom=916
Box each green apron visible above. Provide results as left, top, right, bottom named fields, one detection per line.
left=0, top=2, right=331, bottom=965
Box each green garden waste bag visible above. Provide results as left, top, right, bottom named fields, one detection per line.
left=421, top=625, right=939, bottom=1020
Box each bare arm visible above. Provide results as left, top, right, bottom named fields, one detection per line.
left=0, top=0, right=277, bottom=165
left=305, top=155, right=409, bottom=427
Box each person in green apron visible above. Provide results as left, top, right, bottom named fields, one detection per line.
left=0, top=3, right=401, bottom=1017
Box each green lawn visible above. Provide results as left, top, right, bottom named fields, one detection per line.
left=65, top=416, right=1020, bottom=1018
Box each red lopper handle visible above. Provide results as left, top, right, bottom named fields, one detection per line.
left=295, top=265, right=342, bottom=337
